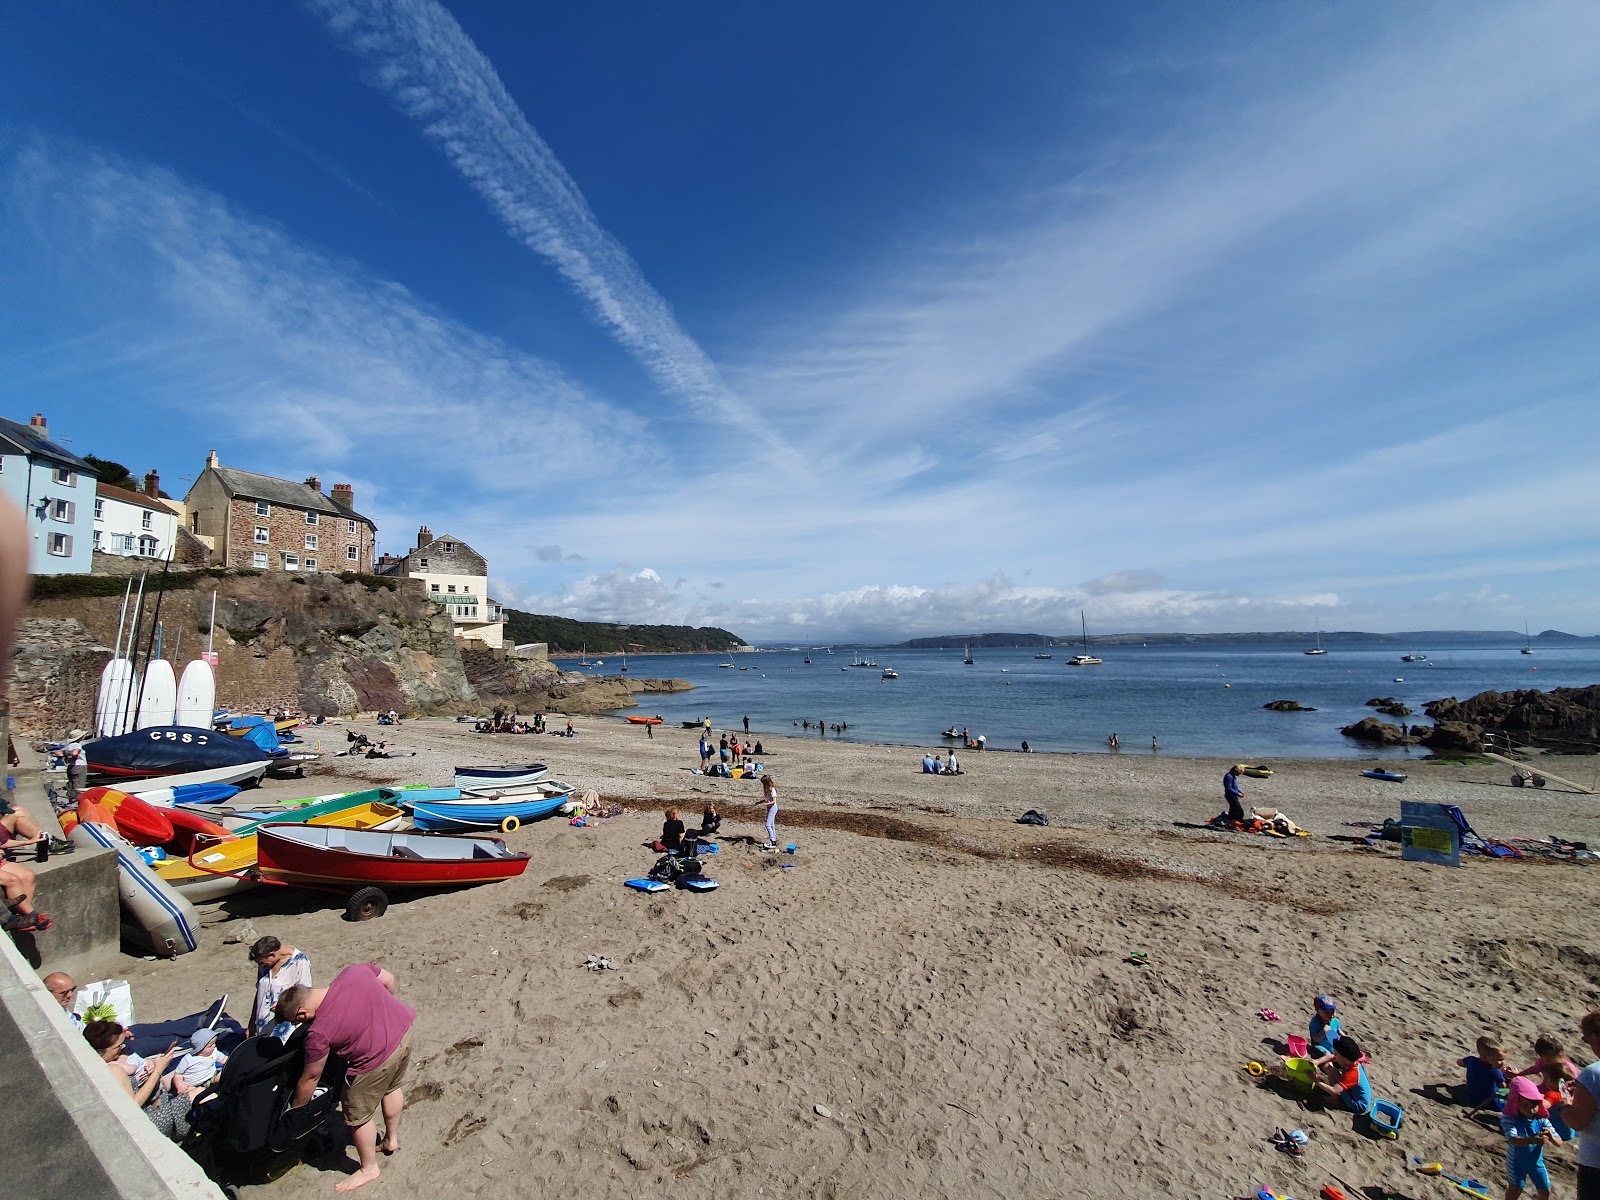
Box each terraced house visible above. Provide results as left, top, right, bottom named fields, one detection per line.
left=183, top=451, right=376, bottom=573
left=0, top=413, right=97, bottom=575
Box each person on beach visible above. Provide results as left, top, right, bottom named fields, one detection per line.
left=0, top=856, right=52, bottom=933
left=279, top=963, right=415, bottom=1193
left=1515, top=1035, right=1577, bottom=1081
left=699, top=804, right=721, bottom=838
left=1108, top=733, right=1119, bottom=750
left=922, top=753, right=938, bottom=773
left=760, top=775, right=778, bottom=849
left=1563, top=1010, right=1600, bottom=1200
left=64, top=741, right=89, bottom=800
left=251, top=936, right=312, bottom=1039
left=1152, top=735, right=1159, bottom=751
left=1461, top=1036, right=1510, bottom=1114
left=1540, top=1059, right=1577, bottom=1141
left=1021, top=740, right=1029, bottom=752
left=743, top=714, right=749, bottom=733
left=169, top=1026, right=228, bottom=1097
left=1308, top=995, right=1341, bottom=1064
left=654, top=807, right=685, bottom=853
left=1223, top=765, right=1246, bottom=824
left=1500, top=1075, right=1560, bottom=1200
left=719, top=737, right=730, bottom=766
left=84, top=1021, right=187, bottom=1141
left=1313, top=1035, right=1372, bottom=1113
left=44, top=971, right=81, bottom=1028
left=699, top=735, right=711, bottom=770
left=946, top=749, right=960, bottom=775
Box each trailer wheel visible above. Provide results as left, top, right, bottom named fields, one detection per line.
left=500, top=815, right=521, bottom=833
left=1511, top=773, right=1525, bottom=787
left=345, top=886, right=389, bottom=922
left=1532, top=774, right=1547, bottom=788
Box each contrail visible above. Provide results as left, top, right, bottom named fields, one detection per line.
left=308, top=0, right=789, bottom=454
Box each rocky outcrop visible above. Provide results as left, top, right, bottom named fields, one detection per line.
left=1340, top=717, right=1416, bottom=745
left=1364, top=697, right=1398, bottom=707
left=1263, top=699, right=1315, bottom=712
left=1421, top=686, right=1600, bottom=755
left=460, top=647, right=696, bottom=715
left=1376, top=704, right=1412, bottom=717
left=1415, top=721, right=1486, bottom=756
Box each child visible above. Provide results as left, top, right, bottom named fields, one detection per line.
left=699, top=804, right=721, bottom=838
left=1538, top=1058, right=1575, bottom=1142
left=760, top=774, right=779, bottom=850
left=1461, top=1036, right=1510, bottom=1114
left=1308, top=996, right=1341, bottom=1064
left=1500, top=1075, right=1559, bottom=1200
left=1314, top=1035, right=1373, bottom=1113
left=652, top=808, right=685, bottom=853
left=1516, top=1035, right=1577, bottom=1081
left=168, top=1027, right=228, bottom=1098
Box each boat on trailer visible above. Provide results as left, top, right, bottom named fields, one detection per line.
left=405, top=789, right=571, bottom=832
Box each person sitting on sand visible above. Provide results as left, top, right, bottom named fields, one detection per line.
left=1307, top=995, right=1341, bottom=1065
left=699, top=804, right=721, bottom=838
left=1539, top=1059, right=1576, bottom=1141
left=169, top=1026, right=228, bottom=1097
left=1515, top=1034, right=1577, bottom=1082
left=1312, top=1035, right=1372, bottom=1113
left=946, top=750, right=961, bottom=775
left=1461, top=1036, right=1510, bottom=1114
left=922, top=753, right=938, bottom=773
left=752, top=741, right=764, bottom=755
left=653, top=807, right=686, bottom=853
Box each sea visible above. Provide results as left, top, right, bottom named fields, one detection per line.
left=564, top=641, right=1600, bottom=760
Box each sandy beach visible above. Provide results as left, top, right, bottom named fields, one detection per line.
left=116, top=716, right=1600, bottom=1199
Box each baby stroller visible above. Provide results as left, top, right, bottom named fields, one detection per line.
left=182, top=1027, right=345, bottom=1192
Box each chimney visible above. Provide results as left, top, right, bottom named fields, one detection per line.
left=143, top=470, right=160, bottom=498
left=417, top=526, right=434, bottom=550
left=331, top=483, right=354, bottom=508
left=304, top=474, right=321, bottom=493
left=206, top=450, right=219, bottom=469
left=29, top=414, right=46, bottom=431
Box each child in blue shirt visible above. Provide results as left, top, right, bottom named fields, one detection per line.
left=1460, top=1035, right=1508, bottom=1114
left=1314, top=1036, right=1373, bottom=1113
left=1308, top=995, right=1341, bottom=1064
left=1500, top=1076, right=1559, bottom=1200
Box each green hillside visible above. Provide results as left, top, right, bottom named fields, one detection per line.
left=502, top=610, right=746, bottom=655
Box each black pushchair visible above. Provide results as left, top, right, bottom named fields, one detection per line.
left=182, top=1027, right=345, bottom=1191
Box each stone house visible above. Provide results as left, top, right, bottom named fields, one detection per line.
left=182, top=451, right=376, bottom=573
left=93, top=472, right=179, bottom=562
left=375, top=526, right=506, bottom=648
left=0, top=413, right=98, bottom=575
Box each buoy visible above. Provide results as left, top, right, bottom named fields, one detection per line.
left=500, top=815, right=521, bottom=833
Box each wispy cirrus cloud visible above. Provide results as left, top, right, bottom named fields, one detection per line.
left=305, top=0, right=796, bottom=465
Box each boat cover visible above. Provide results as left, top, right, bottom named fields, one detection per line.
left=87, top=726, right=275, bottom=777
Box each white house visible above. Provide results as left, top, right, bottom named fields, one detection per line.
left=374, top=527, right=507, bottom=648
left=93, top=477, right=179, bottom=561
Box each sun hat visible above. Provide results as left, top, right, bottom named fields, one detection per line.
left=1314, top=995, right=1337, bottom=1012
left=1505, top=1075, right=1544, bottom=1113
left=188, top=1027, right=219, bottom=1054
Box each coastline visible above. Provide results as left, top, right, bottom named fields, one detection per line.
left=114, top=716, right=1598, bottom=1199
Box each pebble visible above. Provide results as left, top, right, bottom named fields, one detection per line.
left=814, top=1104, right=831, bottom=1118
left=595, top=1060, right=606, bottom=1070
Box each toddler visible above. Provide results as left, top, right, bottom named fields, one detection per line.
left=1537, top=1058, right=1575, bottom=1142
left=1500, top=1075, right=1559, bottom=1200
left=1461, top=1036, right=1509, bottom=1113
left=1308, top=995, right=1341, bottom=1064
left=1314, top=1035, right=1373, bottom=1113
left=168, top=1027, right=228, bottom=1098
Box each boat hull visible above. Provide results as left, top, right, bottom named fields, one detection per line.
left=406, top=792, right=569, bottom=831
left=256, top=825, right=530, bottom=889
left=455, top=764, right=549, bottom=787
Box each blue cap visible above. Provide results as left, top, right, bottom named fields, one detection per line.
left=1314, top=994, right=1336, bottom=1012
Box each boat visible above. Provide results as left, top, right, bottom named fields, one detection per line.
left=1362, top=769, right=1408, bottom=783
left=850, top=655, right=878, bottom=668
left=1522, top=622, right=1534, bottom=655
left=255, top=824, right=531, bottom=891
left=1400, top=653, right=1428, bottom=662
left=619, top=653, right=628, bottom=673
left=404, top=789, right=571, bottom=832
left=1034, top=653, right=1053, bottom=659
left=1304, top=626, right=1327, bottom=656
left=229, top=788, right=407, bottom=835
left=455, top=763, right=549, bottom=788
left=173, top=659, right=216, bottom=729
left=802, top=655, right=810, bottom=664
left=223, top=715, right=301, bottom=738
left=1238, top=764, right=1273, bottom=778
left=457, top=779, right=575, bottom=803
left=1065, top=612, right=1103, bottom=665
left=133, top=782, right=241, bottom=808
left=940, top=728, right=963, bottom=739
left=85, top=726, right=275, bottom=780
left=96, top=658, right=137, bottom=738
left=881, top=668, right=898, bottom=680
left=156, top=800, right=408, bottom=902
left=119, top=760, right=271, bottom=793
left=626, top=715, right=664, bottom=725
left=963, top=644, right=974, bottom=666
left=579, top=644, right=591, bottom=667
left=68, top=821, right=200, bottom=957
left=718, top=660, right=733, bottom=668
left=134, top=660, right=178, bottom=729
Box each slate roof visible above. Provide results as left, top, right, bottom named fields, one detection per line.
left=207, top=465, right=375, bottom=528
left=96, top=482, right=174, bottom=515
left=375, top=533, right=484, bottom=576
left=0, top=416, right=96, bottom=475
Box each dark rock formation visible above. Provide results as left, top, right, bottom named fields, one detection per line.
left=1263, top=700, right=1315, bottom=712
left=1340, top=716, right=1416, bottom=745
left=1421, top=686, right=1600, bottom=754
left=1376, top=703, right=1412, bottom=717
left=1415, top=721, right=1487, bottom=756
left=1364, top=697, right=1398, bottom=708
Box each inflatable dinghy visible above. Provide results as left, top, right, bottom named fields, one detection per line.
left=68, top=821, right=200, bottom=957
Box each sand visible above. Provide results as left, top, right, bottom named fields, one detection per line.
left=111, top=716, right=1600, bottom=1198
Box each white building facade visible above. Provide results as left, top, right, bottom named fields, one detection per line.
left=375, top=527, right=506, bottom=648
left=94, top=480, right=179, bottom=561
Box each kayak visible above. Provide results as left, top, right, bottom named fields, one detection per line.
left=626, top=716, right=664, bottom=725
left=1363, top=769, right=1408, bottom=782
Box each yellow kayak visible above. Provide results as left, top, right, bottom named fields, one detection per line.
left=155, top=801, right=407, bottom=901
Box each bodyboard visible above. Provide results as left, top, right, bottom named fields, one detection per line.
left=624, top=878, right=671, bottom=893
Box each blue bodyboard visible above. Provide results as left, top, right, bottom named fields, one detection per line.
left=678, top=877, right=719, bottom=892
left=624, top=878, right=670, bottom=893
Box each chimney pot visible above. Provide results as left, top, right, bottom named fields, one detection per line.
left=304, top=474, right=321, bottom=493
left=206, top=450, right=219, bottom=469
left=29, top=414, right=46, bottom=430
left=331, top=483, right=353, bottom=505
left=144, top=470, right=160, bottom=498
left=417, top=526, right=434, bottom=550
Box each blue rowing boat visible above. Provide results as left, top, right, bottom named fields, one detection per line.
left=1362, top=769, right=1408, bottom=783
left=405, top=790, right=570, bottom=832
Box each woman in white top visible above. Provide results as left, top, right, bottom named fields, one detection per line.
left=1568, top=1009, right=1600, bottom=1200
left=249, top=935, right=312, bottom=1039
left=761, top=775, right=778, bottom=849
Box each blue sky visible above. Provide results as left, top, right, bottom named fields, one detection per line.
left=3, top=1, right=1598, bottom=641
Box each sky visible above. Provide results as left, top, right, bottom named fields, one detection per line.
left=2, top=1, right=1598, bottom=643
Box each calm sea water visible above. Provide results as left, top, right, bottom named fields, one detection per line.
left=567, top=642, right=1600, bottom=760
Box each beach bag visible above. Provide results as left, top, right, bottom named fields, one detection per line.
left=75, top=979, right=135, bottom=1025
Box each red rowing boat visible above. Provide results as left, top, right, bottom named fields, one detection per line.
left=255, top=824, right=530, bottom=889
left=626, top=715, right=663, bottom=725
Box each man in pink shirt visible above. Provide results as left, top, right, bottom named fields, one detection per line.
left=277, top=963, right=415, bottom=1193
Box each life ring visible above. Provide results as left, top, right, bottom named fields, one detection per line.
left=500, top=815, right=521, bottom=833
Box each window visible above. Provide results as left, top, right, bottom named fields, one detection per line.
left=50, top=499, right=75, bottom=522
left=306, top=511, right=319, bottom=525
left=141, top=511, right=153, bottom=530
left=347, top=519, right=356, bottom=534
left=304, top=533, right=318, bottom=550
left=282, top=552, right=299, bottom=570
left=93, top=530, right=102, bottom=550
left=346, top=545, right=358, bottom=561
left=94, top=498, right=105, bottom=519
left=304, top=557, right=317, bottom=571
left=52, top=467, right=77, bottom=486
left=447, top=584, right=456, bottom=593
left=418, top=557, right=428, bottom=570
left=430, top=583, right=440, bottom=593
left=252, top=551, right=268, bottom=568
left=443, top=541, right=454, bottom=552
left=254, top=526, right=270, bottom=544
left=255, top=500, right=270, bottom=516
left=138, top=535, right=157, bottom=556
left=48, top=532, right=73, bottom=556
left=117, top=534, right=136, bottom=553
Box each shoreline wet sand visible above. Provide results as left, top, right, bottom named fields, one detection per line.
left=119, top=716, right=1599, bottom=1198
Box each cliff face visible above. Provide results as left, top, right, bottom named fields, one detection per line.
left=19, top=573, right=691, bottom=731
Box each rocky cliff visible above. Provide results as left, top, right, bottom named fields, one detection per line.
left=1419, top=686, right=1600, bottom=755
left=17, top=572, right=677, bottom=731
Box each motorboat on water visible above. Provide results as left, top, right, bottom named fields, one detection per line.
left=1400, top=652, right=1428, bottom=662
left=1034, top=652, right=1052, bottom=659
left=881, top=668, right=898, bottom=680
